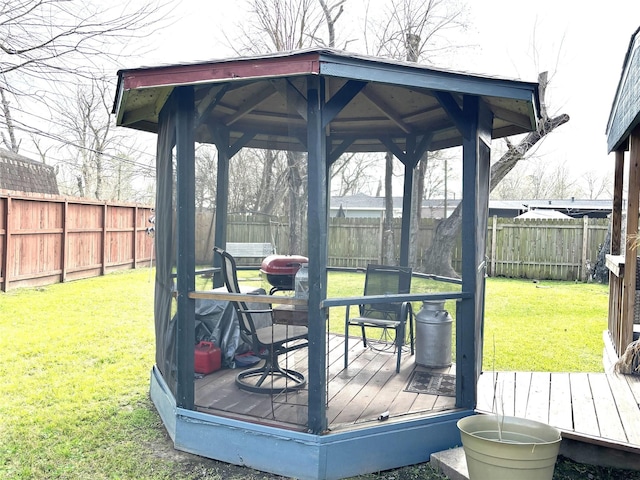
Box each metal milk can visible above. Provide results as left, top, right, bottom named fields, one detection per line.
left=415, top=300, right=452, bottom=368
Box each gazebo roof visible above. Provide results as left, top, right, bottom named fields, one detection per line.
left=113, top=48, right=540, bottom=153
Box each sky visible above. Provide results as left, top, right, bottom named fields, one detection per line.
left=101, top=0, right=640, bottom=198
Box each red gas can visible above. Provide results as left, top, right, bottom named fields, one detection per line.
left=194, top=341, right=221, bottom=374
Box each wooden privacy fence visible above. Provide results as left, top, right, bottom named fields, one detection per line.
left=2, top=199, right=608, bottom=291
left=196, top=213, right=609, bottom=281
left=0, top=191, right=154, bottom=291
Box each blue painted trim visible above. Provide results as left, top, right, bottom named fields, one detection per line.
left=150, top=366, right=474, bottom=480
left=318, top=56, right=538, bottom=102
left=150, top=366, right=177, bottom=441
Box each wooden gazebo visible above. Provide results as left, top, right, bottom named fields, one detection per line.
left=605, top=27, right=640, bottom=363
left=113, top=49, right=540, bottom=479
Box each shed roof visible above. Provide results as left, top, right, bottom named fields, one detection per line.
left=515, top=209, right=572, bottom=219
left=607, top=26, right=640, bottom=152
left=0, top=149, right=59, bottom=195
left=113, top=48, right=540, bottom=153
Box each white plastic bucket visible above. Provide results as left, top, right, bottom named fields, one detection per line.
left=457, top=415, right=562, bottom=480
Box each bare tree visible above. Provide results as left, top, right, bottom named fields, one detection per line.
left=383, top=151, right=396, bottom=264
left=547, top=162, right=579, bottom=199
left=330, top=153, right=379, bottom=196
left=195, top=145, right=217, bottom=210
left=491, top=166, right=527, bottom=200
left=230, top=0, right=326, bottom=54
left=527, top=160, right=554, bottom=199
left=0, top=87, right=19, bottom=152
left=422, top=150, right=454, bottom=200
left=368, top=0, right=469, bottom=66
left=254, top=149, right=289, bottom=215
left=581, top=170, right=612, bottom=200
left=0, top=1, right=163, bottom=91
left=318, top=0, right=346, bottom=47
left=364, top=0, right=469, bottom=265
left=422, top=72, right=570, bottom=277
left=54, top=79, right=153, bottom=201
left=225, top=0, right=346, bottom=253
left=0, top=0, right=166, bottom=182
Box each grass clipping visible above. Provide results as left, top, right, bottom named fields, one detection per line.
left=614, top=339, right=640, bottom=375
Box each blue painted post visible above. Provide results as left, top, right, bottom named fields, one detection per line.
left=175, top=86, right=196, bottom=409
left=457, top=96, right=493, bottom=409
left=457, top=95, right=479, bottom=409
left=306, top=75, right=328, bottom=434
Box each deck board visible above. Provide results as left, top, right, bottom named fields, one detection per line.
left=549, top=373, right=573, bottom=430
left=525, top=372, right=551, bottom=424
left=498, top=371, right=516, bottom=417
left=590, top=373, right=627, bottom=441
left=194, top=334, right=456, bottom=432
left=514, top=371, right=531, bottom=418
left=571, top=372, right=600, bottom=437
left=477, top=370, right=640, bottom=453
left=194, top=337, right=640, bottom=453
left=329, top=348, right=391, bottom=425
left=626, top=374, right=640, bottom=405
left=608, top=373, right=640, bottom=445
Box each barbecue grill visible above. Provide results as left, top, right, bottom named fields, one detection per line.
left=260, top=254, right=309, bottom=294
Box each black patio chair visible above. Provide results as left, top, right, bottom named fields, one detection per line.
left=213, top=246, right=308, bottom=394
left=344, top=264, right=414, bottom=373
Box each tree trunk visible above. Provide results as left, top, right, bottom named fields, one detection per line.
left=383, top=151, right=395, bottom=264
left=287, top=151, right=304, bottom=254
left=422, top=73, right=570, bottom=277
left=410, top=153, right=426, bottom=266
left=406, top=32, right=423, bottom=267
left=1, top=88, right=19, bottom=153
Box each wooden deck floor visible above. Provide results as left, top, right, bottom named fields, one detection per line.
left=195, top=334, right=640, bottom=454
left=195, top=333, right=457, bottom=432
left=477, top=371, right=640, bottom=452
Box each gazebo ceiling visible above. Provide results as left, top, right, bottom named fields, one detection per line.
left=114, top=48, right=540, bottom=153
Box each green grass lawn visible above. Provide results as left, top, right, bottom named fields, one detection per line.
left=483, top=278, right=609, bottom=372
left=0, top=269, right=624, bottom=479
left=321, top=272, right=608, bottom=372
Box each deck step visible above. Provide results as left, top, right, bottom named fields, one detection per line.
left=430, top=436, right=640, bottom=477
left=430, top=447, right=468, bottom=480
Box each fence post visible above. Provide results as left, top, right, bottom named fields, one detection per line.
left=133, top=205, right=139, bottom=269
left=61, top=200, right=68, bottom=283
left=102, top=203, right=108, bottom=276
left=581, top=215, right=589, bottom=282
left=490, top=215, right=497, bottom=277
left=1, top=196, right=11, bottom=292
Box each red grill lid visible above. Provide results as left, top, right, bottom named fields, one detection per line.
left=260, top=254, right=308, bottom=275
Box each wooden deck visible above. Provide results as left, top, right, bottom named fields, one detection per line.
left=477, top=371, right=640, bottom=452
left=195, top=333, right=640, bottom=457
left=194, top=333, right=457, bottom=432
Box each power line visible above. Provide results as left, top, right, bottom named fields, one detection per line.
left=6, top=103, right=158, bottom=162
left=0, top=115, right=156, bottom=174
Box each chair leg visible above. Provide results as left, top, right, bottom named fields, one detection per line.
left=235, top=348, right=306, bottom=394
left=409, top=311, right=415, bottom=355
left=344, top=331, right=349, bottom=370
left=344, top=310, right=350, bottom=369
left=361, top=324, right=368, bottom=347
left=395, top=324, right=404, bottom=373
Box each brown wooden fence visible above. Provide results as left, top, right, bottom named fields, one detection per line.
left=0, top=191, right=154, bottom=291
left=1, top=197, right=608, bottom=291
left=196, top=213, right=609, bottom=281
